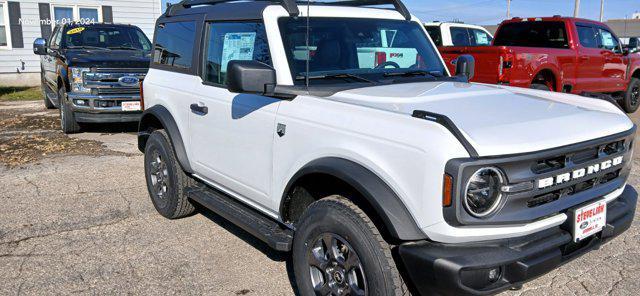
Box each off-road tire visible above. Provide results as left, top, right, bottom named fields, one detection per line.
left=622, top=78, right=640, bottom=113
left=144, top=129, right=196, bottom=219
left=293, top=195, right=409, bottom=296
left=42, top=74, right=55, bottom=109
left=58, top=87, right=81, bottom=134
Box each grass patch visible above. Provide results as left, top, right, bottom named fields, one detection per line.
left=0, top=86, right=43, bottom=101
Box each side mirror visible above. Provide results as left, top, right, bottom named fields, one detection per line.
left=455, top=54, right=475, bottom=81
left=33, top=38, right=47, bottom=55
left=226, top=60, right=276, bottom=95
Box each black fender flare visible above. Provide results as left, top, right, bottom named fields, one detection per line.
left=138, top=105, right=193, bottom=173
left=281, top=157, right=427, bottom=241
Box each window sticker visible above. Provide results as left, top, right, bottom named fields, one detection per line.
left=475, top=31, right=489, bottom=45
left=221, top=32, right=256, bottom=73
left=67, top=27, right=85, bottom=35
left=601, top=31, right=615, bottom=47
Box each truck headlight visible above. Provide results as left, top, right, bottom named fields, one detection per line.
left=463, top=167, right=505, bottom=218
left=69, top=67, right=90, bottom=93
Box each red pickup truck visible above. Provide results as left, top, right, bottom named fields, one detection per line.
left=438, top=17, right=640, bottom=113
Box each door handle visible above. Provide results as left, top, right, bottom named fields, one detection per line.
left=190, top=103, right=208, bottom=115
left=579, top=56, right=589, bottom=62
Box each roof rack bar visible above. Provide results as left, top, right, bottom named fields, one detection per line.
left=322, top=0, right=411, bottom=20
left=167, top=0, right=300, bottom=17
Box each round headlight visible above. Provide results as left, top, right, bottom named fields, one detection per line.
left=464, top=167, right=505, bottom=218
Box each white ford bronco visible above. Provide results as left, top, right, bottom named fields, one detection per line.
left=138, top=1, right=638, bottom=295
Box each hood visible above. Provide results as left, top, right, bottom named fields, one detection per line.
left=65, top=49, right=151, bottom=69
left=328, top=82, right=634, bottom=157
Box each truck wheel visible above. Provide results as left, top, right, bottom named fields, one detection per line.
left=530, top=83, right=551, bottom=91
left=58, top=87, right=81, bottom=134
left=293, top=195, right=408, bottom=296
left=622, top=78, right=640, bottom=113
left=144, top=129, right=196, bottom=219
left=42, top=74, right=55, bottom=109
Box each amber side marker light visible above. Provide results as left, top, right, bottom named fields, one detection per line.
left=139, top=80, right=145, bottom=111
left=443, top=174, right=453, bottom=207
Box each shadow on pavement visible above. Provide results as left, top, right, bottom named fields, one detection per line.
left=81, top=122, right=139, bottom=134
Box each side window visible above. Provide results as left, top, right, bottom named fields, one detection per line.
left=450, top=27, right=470, bottom=46
left=203, top=22, right=271, bottom=85
left=424, top=26, right=442, bottom=46
left=153, top=21, right=196, bottom=69
left=469, top=29, right=492, bottom=46
left=577, top=25, right=598, bottom=48
left=51, top=26, right=63, bottom=49
left=598, top=28, right=620, bottom=52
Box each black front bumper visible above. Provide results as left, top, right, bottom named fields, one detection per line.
left=398, top=185, right=637, bottom=296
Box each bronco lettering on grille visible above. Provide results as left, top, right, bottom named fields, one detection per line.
left=537, top=156, right=623, bottom=189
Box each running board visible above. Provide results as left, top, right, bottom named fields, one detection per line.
left=187, top=184, right=293, bottom=251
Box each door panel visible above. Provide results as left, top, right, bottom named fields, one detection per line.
left=597, top=28, right=627, bottom=92
left=575, top=24, right=605, bottom=93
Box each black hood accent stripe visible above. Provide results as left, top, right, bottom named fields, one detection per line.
left=412, top=110, right=479, bottom=157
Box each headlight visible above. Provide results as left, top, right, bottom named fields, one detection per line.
left=463, top=167, right=505, bottom=218
left=69, top=67, right=90, bottom=93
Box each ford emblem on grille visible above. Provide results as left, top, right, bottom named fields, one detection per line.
left=118, top=76, right=140, bottom=87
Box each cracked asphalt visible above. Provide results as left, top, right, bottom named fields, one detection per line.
left=0, top=100, right=639, bottom=296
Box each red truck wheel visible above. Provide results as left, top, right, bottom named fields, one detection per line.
left=622, top=78, right=640, bottom=113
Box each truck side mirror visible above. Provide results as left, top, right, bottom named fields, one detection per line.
left=33, top=38, right=47, bottom=55
left=226, top=60, right=276, bottom=95
left=455, top=54, right=475, bottom=81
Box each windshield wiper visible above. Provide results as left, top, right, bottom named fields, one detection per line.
left=383, top=70, right=438, bottom=77
left=108, top=46, right=140, bottom=51
left=296, top=73, right=375, bottom=83
left=67, top=45, right=110, bottom=50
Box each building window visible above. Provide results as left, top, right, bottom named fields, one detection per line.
left=79, top=7, right=99, bottom=23
left=0, top=2, right=9, bottom=48
left=53, top=6, right=74, bottom=24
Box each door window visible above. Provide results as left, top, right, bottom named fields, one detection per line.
left=203, top=22, right=271, bottom=85
left=50, top=26, right=63, bottom=49
left=450, top=27, right=470, bottom=46
left=153, top=21, right=197, bottom=69
left=577, top=25, right=598, bottom=48
left=424, top=26, right=442, bottom=46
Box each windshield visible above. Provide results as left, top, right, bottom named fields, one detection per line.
left=63, top=25, right=152, bottom=51
left=278, top=18, right=447, bottom=84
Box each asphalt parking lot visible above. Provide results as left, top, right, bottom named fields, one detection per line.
left=1, top=100, right=639, bottom=296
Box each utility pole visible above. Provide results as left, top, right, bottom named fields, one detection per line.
left=507, top=0, right=511, bottom=18
left=599, top=0, right=605, bottom=22
left=574, top=0, right=580, bottom=18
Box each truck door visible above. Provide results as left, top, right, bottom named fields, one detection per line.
left=575, top=24, right=605, bottom=93
left=596, top=27, right=627, bottom=92
left=43, top=26, right=62, bottom=89
left=190, top=21, right=280, bottom=209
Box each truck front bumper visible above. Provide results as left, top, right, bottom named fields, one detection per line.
left=67, top=93, right=142, bottom=123
left=398, top=185, right=637, bottom=296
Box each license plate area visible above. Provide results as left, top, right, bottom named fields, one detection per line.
left=121, top=101, right=141, bottom=111
left=570, top=199, right=607, bottom=242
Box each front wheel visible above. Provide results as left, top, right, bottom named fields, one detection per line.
left=622, top=78, right=640, bottom=113
left=293, top=196, right=408, bottom=296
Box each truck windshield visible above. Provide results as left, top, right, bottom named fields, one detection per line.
left=278, top=18, right=446, bottom=84
left=63, top=25, right=152, bottom=51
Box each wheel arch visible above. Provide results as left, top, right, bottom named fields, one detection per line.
left=138, top=105, right=193, bottom=173
left=280, top=157, right=427, bottom=242
left=531, top=67, right=559, bottom=91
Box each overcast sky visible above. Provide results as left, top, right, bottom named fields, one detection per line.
left=161, top=0, right=637, bottom=25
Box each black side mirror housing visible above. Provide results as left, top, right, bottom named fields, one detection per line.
left=33, top=38, right=47, bottom=55
left=227, top=60, right=276, bottom=95
left=455, top=54, right=475, bottom=81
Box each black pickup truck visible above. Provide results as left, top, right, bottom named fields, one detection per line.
left=33, top=23, right=151, bottom=133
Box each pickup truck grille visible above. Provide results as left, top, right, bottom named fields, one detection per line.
left=83, top=69, right=146, bottom=92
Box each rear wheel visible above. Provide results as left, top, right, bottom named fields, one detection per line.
left=293, top=195, right=408, bottom=296
left=144, top=129, right=196, bottom=219
left=622, top=78, right=640, bottom=113
left=530, top=83, right=551, bottom=91
left=58, top=87, right=81, bottom=134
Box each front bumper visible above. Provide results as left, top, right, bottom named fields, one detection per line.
left=67, top=93, right=142, bottom=123
left=398, top=185, right=637, bottom=296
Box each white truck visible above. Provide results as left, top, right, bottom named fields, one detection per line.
left=424, top=22, right=493, bottom=47
left=138, top=1, right=637, bottom=295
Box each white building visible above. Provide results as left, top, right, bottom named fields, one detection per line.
left=0, top=0, right=162, bottom=86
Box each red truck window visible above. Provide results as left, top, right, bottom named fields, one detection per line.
left=577, top=25, right=599, bottom=48
left=494, top=21, right=569, bottom=49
